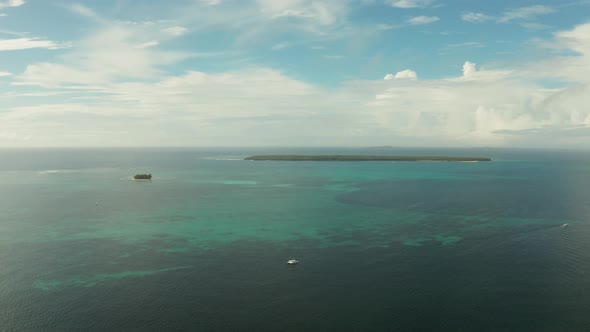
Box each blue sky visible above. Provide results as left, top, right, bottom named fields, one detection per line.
left=1, top=0, right=590, bottom=147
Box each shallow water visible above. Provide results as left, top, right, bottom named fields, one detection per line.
left=1, top=147, right=590, bottom=331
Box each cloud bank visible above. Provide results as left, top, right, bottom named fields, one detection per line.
left=0, top=2, right=589, bottom=148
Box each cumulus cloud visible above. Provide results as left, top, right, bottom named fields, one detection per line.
left=384, top=70, right=418, bottom=80
left=388, top=0, right=433, bottom=9
left=462, top=6, right=555, bottom=25
left=162, top=26, right=188, bottom=36
left=0, top=0, right=25, bottom=10
left=160, top=0, right=355, bottom=49
left=499, top=5, right=555, bottom=23
left=444, top=42, right=484, bottom=49
left=257, top=0, right=348, bottom=26
left=3, top=8, right=590, bottom=148
left=3, top=68, right=334, bottom=146
left=462, top=12, right=493, bottom=23
left=454, top=61, right=511, bottom=81
left=368, top=21, right=590, bottom=146
left=5, top=54, right=590, bottom=148
left=395, top=69, right=417, bottom=79
left=525, top=22, right=590, bottom=84
left=136, top=40, right=159, bottom=49
left=521, top=22, right=550, bottom=30
left=369, top=69, right=590, bottom=147
left=67, top=3, right=97, bottom=18
left=200, top=0, right=221, bottom=5
left=271, top=42, right=290, bottom=50
left=462, top=61, right=477, bottom=78
left=408, top=16, right=439, bottom=25
left=15, top=25, right=190, bottom=87
left=0, top=71, right=12, bottom=77
left=0, top=38, right=67, bottom=51
left=552, top=22, right=590, bottom=55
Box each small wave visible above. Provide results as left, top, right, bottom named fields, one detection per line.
left=37, top=169, right=79, bottom=175
left=222, top=180, right=257, bottom=185
left=37, top=168, right=120, bottom=175
left=203, top=156, right=244, bottom=161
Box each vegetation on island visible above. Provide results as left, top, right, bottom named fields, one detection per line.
left=133, top=174, right=153, bottom=180
left=244, top=155, right=491, bottom=162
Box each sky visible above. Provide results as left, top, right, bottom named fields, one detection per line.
left=0, top=0, right=589, bottom=148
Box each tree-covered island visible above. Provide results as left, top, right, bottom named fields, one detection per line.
left=244, top=155, right=491, bottom=162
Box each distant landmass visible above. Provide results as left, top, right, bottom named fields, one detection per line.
left=133, top=174, right=152, bottom=180
left=244, top=155, right=491, bottom=162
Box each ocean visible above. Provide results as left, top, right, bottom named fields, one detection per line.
left=1, top=147, right=590, bottom=331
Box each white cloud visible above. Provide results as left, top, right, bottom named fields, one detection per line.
left=0, top=71, right=12, bottom=77
left=271, top=42, right=290, bottom=50
left=388, top=0, right=433, bottom=9
left=136, top=40, right=159, bottom=49
left=369, top=66, right=590, bottom=146
left=384, top=70, right=417, bottom=80
left=462, top=12, right=493, bottom=23
left=257, top=0, right=348, bottom=26
left=201, top=0, right=221, bottom=5
left=408, top=16, right=439, bottom=25
left=445, top=42, right=484, bottom=49
left=4, top=55, right=590, bottom=147
left=15, top=25, right=191, bottom=87
left=371, top=25, right=590, bottom=145
left=67, top=3, right=97, bottom=18
left=455, top=61, right=511, bottom=81
left=463, top=61, right=477, bottom=78
left=376, top=24, right=397, bottom=30
left=521, top=22, right=550, bottom=30
left=462, top=6, right=555, bottom=25
left=162, top=26, right=188, bottom=36
left=4, top=11, right=590, bottom=148
left=526, top=22, right=590, bottom=84
left=166, top=0, right=355, bottom=49
left=0, top=38, right=67, bottom=51
left=3, top=69, right=335, bottom=146
left=396, top=69, right=418, bottom=79
left=499, top=5, right=555, bottom=23
left=553, top=22, right=590, bottom=55
left=0, top=0, right=25, bottom=10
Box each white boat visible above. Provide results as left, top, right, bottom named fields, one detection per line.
left=287, top=259, right=299, bottom=265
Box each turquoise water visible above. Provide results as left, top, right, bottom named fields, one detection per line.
left=1, top=147, right=590, bottom=330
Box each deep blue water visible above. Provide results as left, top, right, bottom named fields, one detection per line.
left=1, top=147, right=590, bottom=331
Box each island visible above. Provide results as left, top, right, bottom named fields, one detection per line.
left=133, top=174, right=152, bottom=180
left=244, top=155, right=491, bottom=162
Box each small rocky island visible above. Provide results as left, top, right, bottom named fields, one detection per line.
left=245, top=155, right=491, bottom=162
left=133, top=174, right=152, bottom=180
